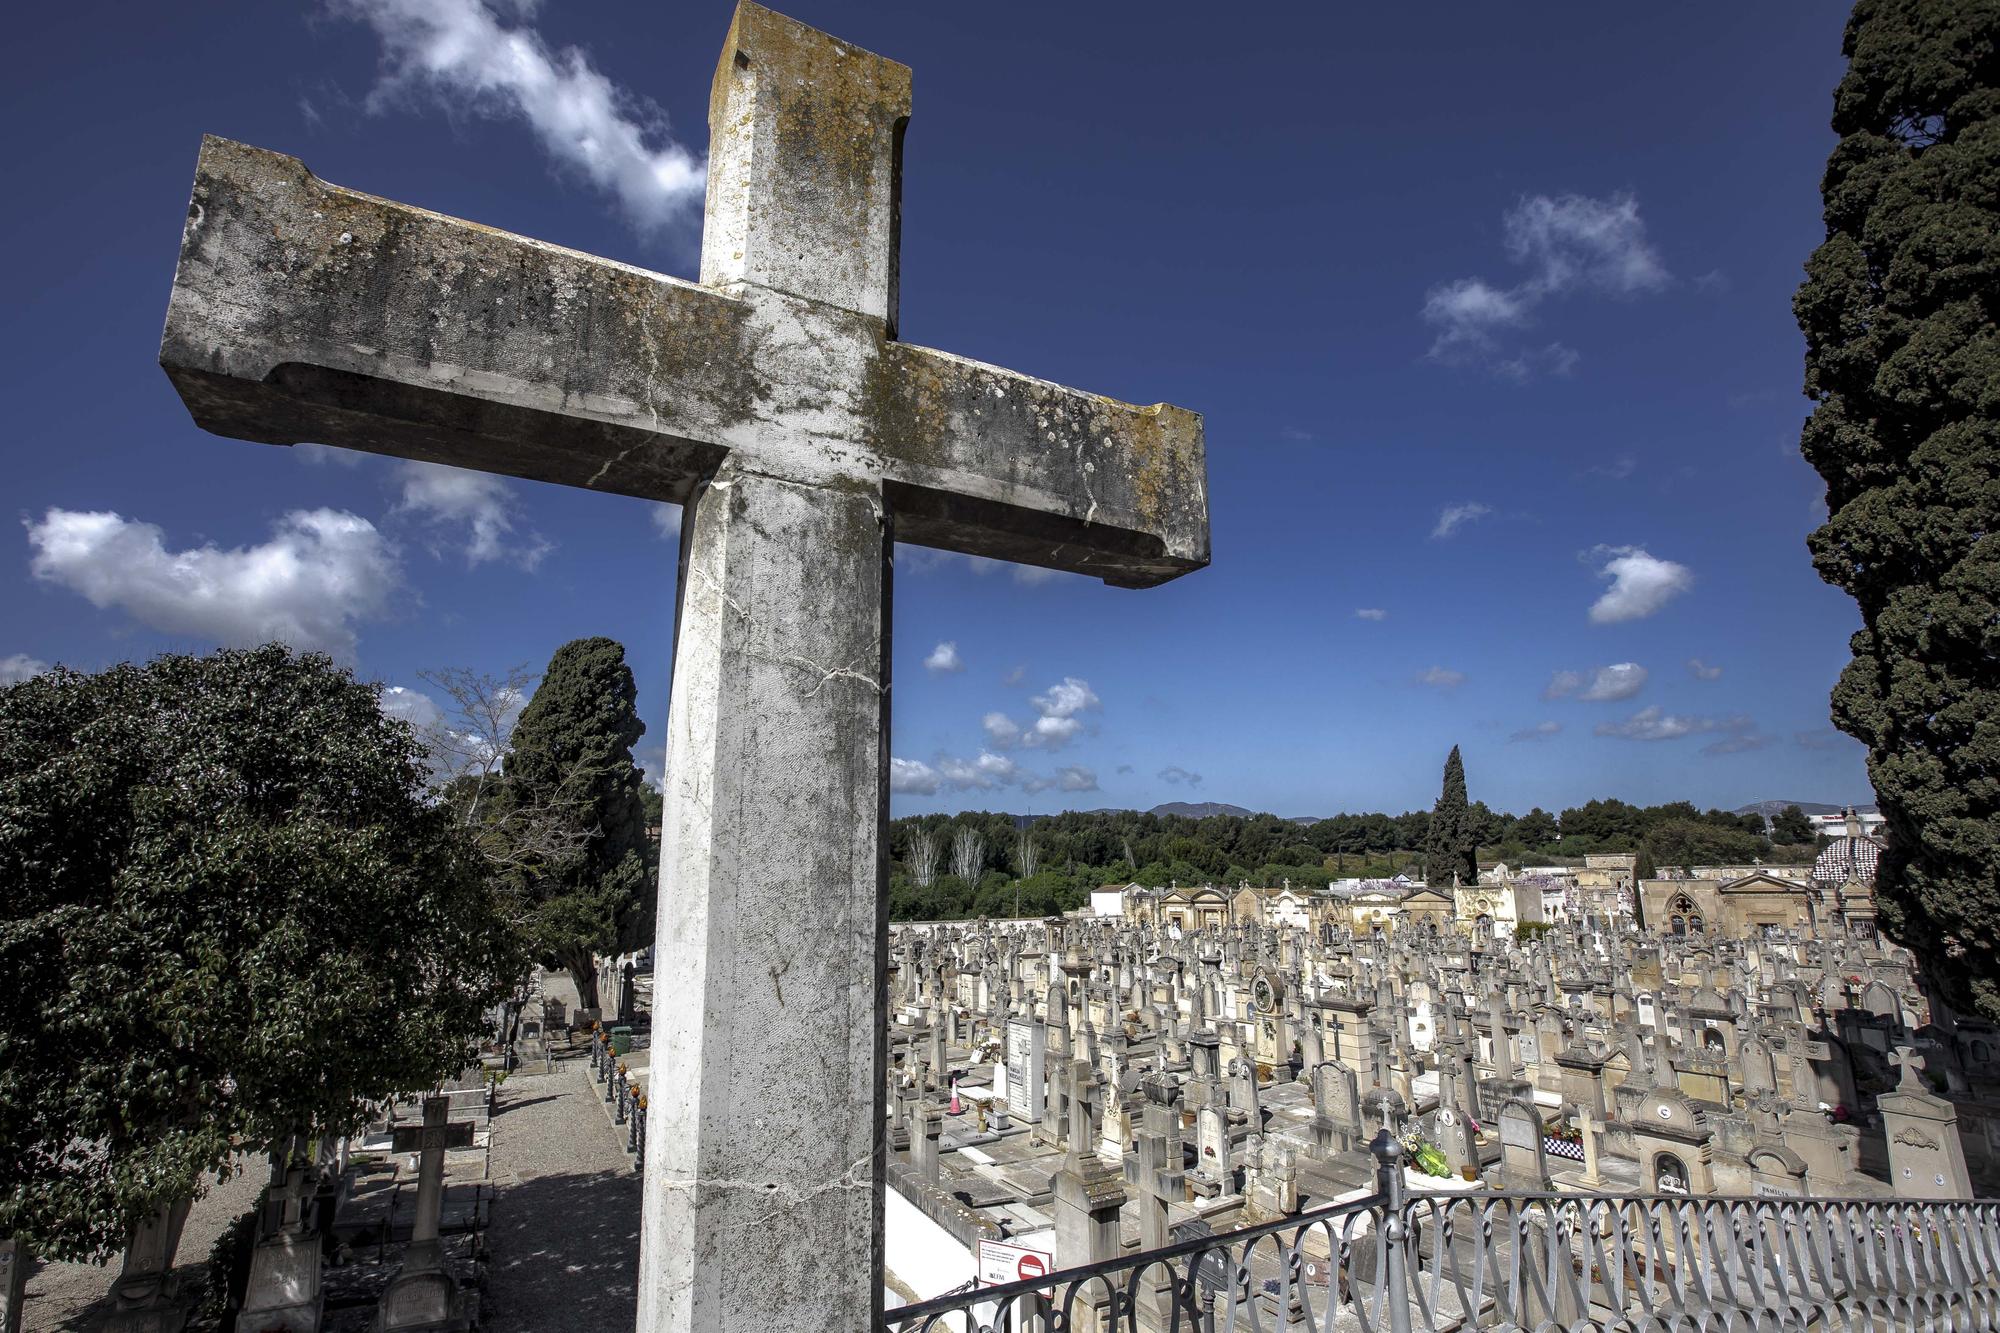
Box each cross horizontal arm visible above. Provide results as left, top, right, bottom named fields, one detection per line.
left=160, top=136, right=743, bottom=504
left=161, top=136, right=1208, bottom=588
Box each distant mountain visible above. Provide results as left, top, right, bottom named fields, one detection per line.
left=1733, top=799, right=1878, bottom=818
left=1149, top=801, right=1254, bottom=819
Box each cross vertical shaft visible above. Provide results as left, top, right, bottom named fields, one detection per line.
left=641, top=466, right=890, bottom=1331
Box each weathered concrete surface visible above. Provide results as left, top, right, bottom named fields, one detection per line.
left=640, top=463, right=888, bottom=1333
left=155, top=6, right=1212, bottom=1333
left=160, top=49, right=1205, bottom=587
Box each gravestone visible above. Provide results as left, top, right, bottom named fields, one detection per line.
left=377, top=1097, right=474, bottom=1332
left=157, top=5, right=1207, bottom=1331
left=1497, top=1098, right=1551, bottom=1191
left=1191, top=1104, right=1230, bottom=1197
left=1878, top=1047, right=1972, bottom=1200
left=101, top=1197, right=193, bottom=1333
left=0, top=1239, right=24, bottom=1333
left=237, top=1141, right=324, bottom=1333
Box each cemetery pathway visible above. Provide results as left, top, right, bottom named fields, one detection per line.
left=20, top=1158, right=264, bottom=1332
left=484, top=1058, right=642, bottom=1333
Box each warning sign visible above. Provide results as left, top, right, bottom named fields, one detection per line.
left=976, top=1237, right=1056, bottom=1291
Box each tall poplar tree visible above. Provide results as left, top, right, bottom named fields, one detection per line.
left=504, top=637, right=652, bottom=1011
left=1795, top=0, right=1999, bottom=1020
left=1425, top=746, right=1477, bottom=888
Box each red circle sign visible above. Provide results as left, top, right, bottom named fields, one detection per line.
left=1017, top=1254, right=1047, bottom=1281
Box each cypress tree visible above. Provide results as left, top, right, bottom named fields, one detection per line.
left=1795, top=0, right=2000, bottom=1019
left=1425, top=746, right=1477, bottom=888
left=506, top=637, right=651, bottom=1011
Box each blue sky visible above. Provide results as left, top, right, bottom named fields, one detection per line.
left=1, top=0, right=1873, bottom=818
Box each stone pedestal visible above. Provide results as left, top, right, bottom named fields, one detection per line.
left=1052, top=1154, right=1127, bottom=1333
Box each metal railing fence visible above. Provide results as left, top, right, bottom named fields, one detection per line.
left=884, top=1133, right=2000, bottom=1333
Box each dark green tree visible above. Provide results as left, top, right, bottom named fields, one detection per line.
left=504, top=637, right=651, bottom=1011
left=1795, top=0, right=2000, bottom=1019
left=0, top=647, right=519, bottom=1262
left=1515, top=807, right=1559, bottom=848
left=1772, top=804, right=1816, bottom=845
left=1424, top=746, right=1477, bottom=887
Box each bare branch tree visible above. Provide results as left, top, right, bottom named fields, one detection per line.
left=908, top=828, right=940, bottom=888
left=951, top=824, right=985, bottom=883
left=1014, top=830, right=1039, bottom=880
left=412, top=666, right=600, bottom=883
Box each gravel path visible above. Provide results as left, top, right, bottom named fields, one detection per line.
left=20, top=1160, right=265, bottom=1332
left=483, top=1059, right=643, bottom=1333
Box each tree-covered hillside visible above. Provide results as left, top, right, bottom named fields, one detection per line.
left=886, top=798, right=1801, bottom=921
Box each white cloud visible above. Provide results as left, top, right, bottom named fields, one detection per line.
left=1586, top=545, right=1693, bottom=624
left=923, top=641, right=964, bottom=675
left=651, top=503, right=681, bottom=540
left=1493, top=342, right=1579, bottom=381
left=1503, top=193, right=1669, bottom=298
left=293, top=442, right=366, bottom=467
left=636, top=742, right=667, bottom=791
left=1002, top=665, right=1026, bottom=686
left=1585, top=454, right=1638, bottom=481
left=395, top=461, right=550, bottom=568
left=1509, top=720, right=1562, bottom=742
left=26, top=508, right=400, bottom=660
left=1687, top=657, right=1724, bottom=680
left=1054, top=765, right=1098, bottom=792
left=1546, top=661, right=1649, bottom=702
left=333, top=0, right=705, bottom=237
left=1430, top=502, right=1491, bottom=540
left=1702, top=732, right=1775, bottom=756
left=1423, top=192, right=1669, bottom=377
left=889, top=757, right=942, bottom=795
left=1355, top=608, right=1388, bottom=621
left=1032, top=677, right=1099, bottom=719
left=938, top=751, right=1019, bottom=790
left=894, top=547, right=1074, bottom=586
left=1594, top=705, right=1755, bottom=743
left=379, top=683, right=443, bottom=730
left=1158, top=765, right=1202, bottom=787
left=981, top=711, right=1021, bottom=748
left=1421, top=278, right=1528, bottom=356
left=1019, top=677, right=1100, bottom=749
left=0, top=654, right=51, bottom=685
left=1417, top=666, right=1465, bottom=690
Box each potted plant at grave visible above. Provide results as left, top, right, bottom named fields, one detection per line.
left=1401, top=1132, right=1451, bottom=1178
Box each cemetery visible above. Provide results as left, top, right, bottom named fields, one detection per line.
left=2, top=1, right=1996, bottom=1331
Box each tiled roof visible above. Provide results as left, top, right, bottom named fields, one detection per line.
left=1814, top=835, right=1882, bottom=886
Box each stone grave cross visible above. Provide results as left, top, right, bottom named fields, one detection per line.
left=159, top=10, right=1205, bottom=1333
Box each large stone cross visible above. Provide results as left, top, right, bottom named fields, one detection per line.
left=156, top=6, right=1207, bottom=1332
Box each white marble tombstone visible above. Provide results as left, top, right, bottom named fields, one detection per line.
left=1005, top=1017, right=1046, bottom=1123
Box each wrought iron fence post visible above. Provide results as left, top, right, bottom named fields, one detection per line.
left=1369, top=1125, right=1412, bottom=1333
